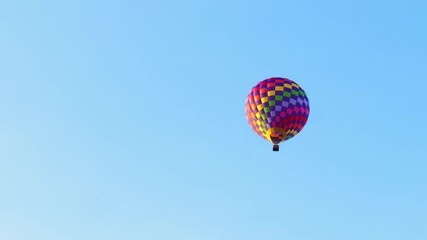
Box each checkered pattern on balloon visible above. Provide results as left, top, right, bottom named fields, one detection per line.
left=245, top=77, right=310, bottom=149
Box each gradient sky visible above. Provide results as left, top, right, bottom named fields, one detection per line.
left=1, top=1, right=426, bottom=239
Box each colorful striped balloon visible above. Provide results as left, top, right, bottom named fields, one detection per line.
left=245, top=77, right=310, bottom=151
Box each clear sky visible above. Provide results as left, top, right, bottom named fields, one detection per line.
left=1, top=0, right=426, bottom=239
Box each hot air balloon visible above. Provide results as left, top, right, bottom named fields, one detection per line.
left=245, top=77, right=310, bottom=151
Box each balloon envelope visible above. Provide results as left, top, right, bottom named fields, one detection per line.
left=245, top=77, right=310, bottom=144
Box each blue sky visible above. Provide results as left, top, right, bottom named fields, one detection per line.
left=1, top=0, right=426, bottom=239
